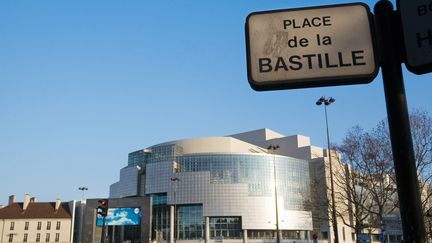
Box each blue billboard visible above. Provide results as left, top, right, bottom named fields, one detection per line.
left=96, top=207, right=141, bottom=226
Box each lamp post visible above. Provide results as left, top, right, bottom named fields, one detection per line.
left=78, top=186, right=88, bottom=201
left=268, top=144, right=281, bottom=243
left=171, top=177, right=180, bottom=243
left=316, top=96, right=339, bottom=243
left=136, top=165, right=145, bottom=196
left=137, top=148, right=152, bottom=196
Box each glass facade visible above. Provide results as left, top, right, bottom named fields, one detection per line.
left=152, top=193, right=168, bottom=205
left=147, top=145, right=183, bottom=163
left=247, top=230, right=275, bottom=239
left=128, top=150, right=148, bottom=167
left=282, top=230, right=308, bottom=240
left=115, top=144, right=311, bottom=211
left=117, top=166, right=140, bottom=197
left=177, top=154, right=310, bottom=210
left=209, top=217, right=242, bottom=239
left=107, top=225, right=141, bottom=243
left=177, top=205, right=204, bottom=240
left=147, top=153, right=311, bottom=240
left=152, top=196, right=205, bottom=241
left=152, top=194, right=170, bottom=241
left=247, top=230, right=308, bottom=240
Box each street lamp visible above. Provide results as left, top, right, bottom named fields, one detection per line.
left=78, top=187, right=88, bottom=201
left=267, top=144, right=281, bottom=243
left=136, top=165, right=146, bottom=196
left=171, top=177, right=180, bottom=243
left=316, top=96, right=339, bottom=243
left=137, top=148, right=152, bottom=197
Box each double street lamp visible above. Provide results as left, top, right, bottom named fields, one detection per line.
left=78, top=186, right=88, bottom=201
left=316, top=96, right=339, bottom=243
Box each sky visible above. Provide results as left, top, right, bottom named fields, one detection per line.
left=1, top=0, right=431, bottom=205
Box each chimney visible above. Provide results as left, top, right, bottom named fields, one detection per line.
left=8, top=195, right=16, bottom=205
left=55, top=199, right=61, bottom=211
left=23, top=194, right=31, bottom=210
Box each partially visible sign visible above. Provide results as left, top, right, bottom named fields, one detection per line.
left=357, top=233, right=371, bottom=243
left=382, top=213, right=403, bottom=236
left=398, top=0, right=432, bottom=74
left=245, top=3, right=378, bottom=91
left=96, top=207, right=141, bottom=226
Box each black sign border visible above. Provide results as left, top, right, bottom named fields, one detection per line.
left=397, top=0, right=432, bottom=75
left=245, top=2, right=380, bottom=91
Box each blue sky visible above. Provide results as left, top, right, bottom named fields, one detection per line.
left=1, top=0, right=430, bottom=205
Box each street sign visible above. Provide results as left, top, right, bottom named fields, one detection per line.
left=357, top=233, right=371, bottom=243
left=245, top=3, right=378, bottom=91
left=398, top=0, right=432, bottom=74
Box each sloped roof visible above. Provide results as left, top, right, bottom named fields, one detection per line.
left=0, top=202, right=72, bottom=219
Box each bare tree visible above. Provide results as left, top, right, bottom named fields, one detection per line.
left=404, top=110, right=432, bottom=238
left=409, top=110, right=432, bottom=210
left=370, top=110, right=432, bottom=237
left=335, top=124, right=398, bottom=239
left=362, top=122, right=398, bottom=227
left=334, top=110, right=432, bottom=240
left=334, top=127, right=375, bottom=236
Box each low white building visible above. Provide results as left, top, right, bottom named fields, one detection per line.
left=0, top=195, right=76, bottom=243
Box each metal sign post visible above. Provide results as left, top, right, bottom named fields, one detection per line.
left=101, top=216, right=106, bottom=243
left=374, top=1, right=426, bottom=242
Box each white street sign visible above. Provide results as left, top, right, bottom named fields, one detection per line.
left=246, top=3, right=378, bottom=91
left=399, top=0, right=432, bottom=74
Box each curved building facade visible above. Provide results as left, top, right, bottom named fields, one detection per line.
left=110, top=129, right=333, bottom=242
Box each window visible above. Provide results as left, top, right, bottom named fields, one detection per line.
left=37, top=222, right=42, bottom=230
left=45, top=233, right=50, bottom=242
left=177, top=205, right=205, bottom=240
left=247, top=230, right=276, bottom=239
left=56, top=221, right=61, bottom=230
left=36, top=233, right=41, bottom=242
left=176, top=154, right=310, bottom=210
left=55, top=233, right=60, bottom=242
left=25, top=222, right=29, bottom=230
left=8, top=234, right=13, bottom=242
left=10, top=222, right=14, bottom=230
left=47, top=221, right=51, bottom=230
left=24, top=233, right=28, bottom=242
left=321, top=231, right=328, bottom=240
left=209, top=217, right=241, bottom=239
left=342, top=227, right=346, bottom=241
left=151, top=194, right=170, bottom=241
left=281, top=230, right=307, bottom=240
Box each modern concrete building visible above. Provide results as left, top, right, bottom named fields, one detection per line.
left=109, top=128, right=354, bottom=243
left=0, top=195, right=76, bottom=243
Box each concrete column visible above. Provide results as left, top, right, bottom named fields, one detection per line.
left=243, top=229, right=248, bottom=243
left=170, top=205, right=175, bottom=243
left=205, top=217, right=210, bottom=243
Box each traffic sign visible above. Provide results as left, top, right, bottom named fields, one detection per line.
left=398, top=0, right=432, bottom=74
left=245, top=3, right=378, bottom=91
